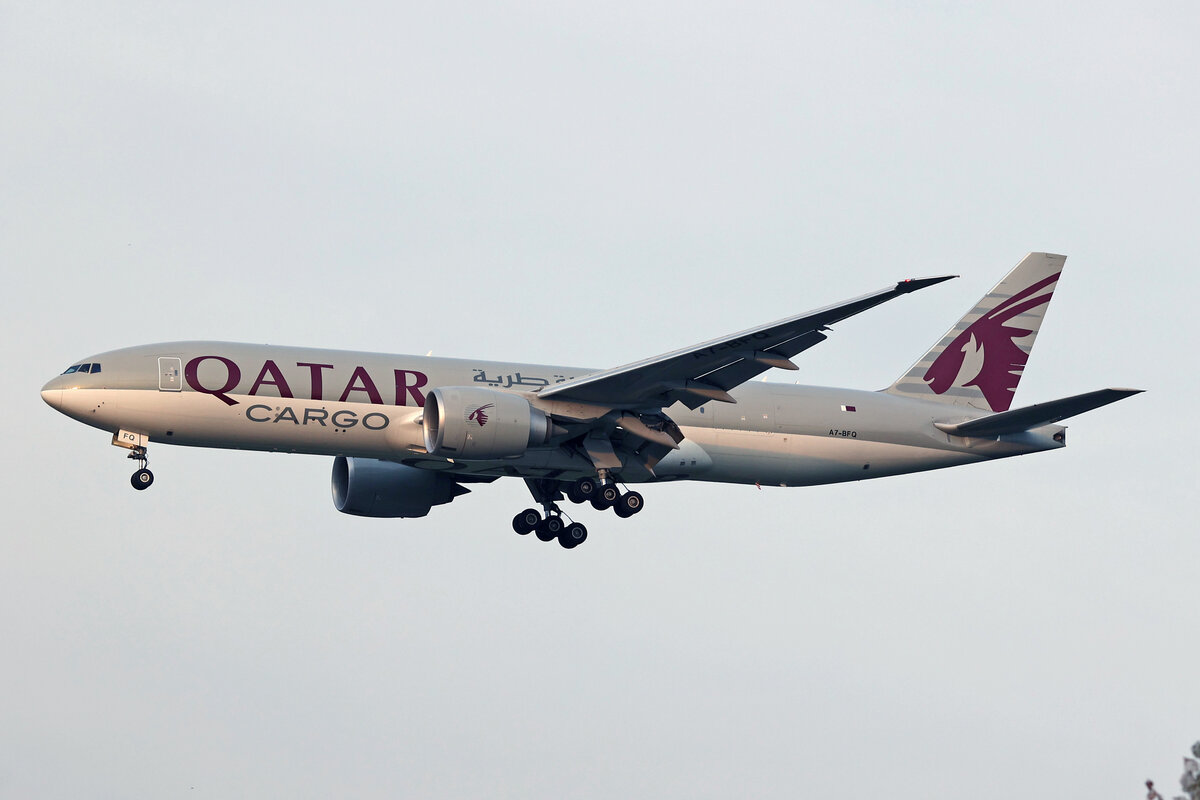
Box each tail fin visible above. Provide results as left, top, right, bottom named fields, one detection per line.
left=885, top=252, right=1066, bottom=412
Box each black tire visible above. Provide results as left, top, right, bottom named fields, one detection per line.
left=598, top=484, right=620, bottom=508
left=513, top=508, right=540, bottom=535
left=574, top=477, right=598, bottom=500
left=590, top=496, right=611, bottom=511
left=131, top=468, right=154, bottom=490
left=536, top=516, right=563, bottom=542
left=614, top=503, right=633, bottom=519
left=618, top=491, right=643, bottom=515
left=565, top=485, right=586, bottom=504
left=558, top=523, right=588, bottom=549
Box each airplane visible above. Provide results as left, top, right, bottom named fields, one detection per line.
left=41, top=253, right=1140, bottom=549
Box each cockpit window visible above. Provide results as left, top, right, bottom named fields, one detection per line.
left=60, top=363, right=101, bottom=375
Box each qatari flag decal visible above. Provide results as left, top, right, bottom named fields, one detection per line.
left=841, top=404, right=856, bottom=412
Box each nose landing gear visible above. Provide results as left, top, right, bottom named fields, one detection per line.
left=113, top=430, right=154, bottom=491
left=128, top=447, right=154, bottom=490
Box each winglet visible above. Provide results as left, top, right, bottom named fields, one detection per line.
left=896, top=275, right=957, bottom=294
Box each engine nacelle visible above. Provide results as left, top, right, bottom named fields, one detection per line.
left=331, top=456, right=467, bottom=518
left=423, top=386, right=551, bottom=460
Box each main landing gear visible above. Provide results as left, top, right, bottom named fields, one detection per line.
left=514, top=475, right=644, bottom=550
left=566, top=473, right=644, bottom=518
left=512, top=506, right=588, bottom=549
left=128, top=446, right=154, bottom=490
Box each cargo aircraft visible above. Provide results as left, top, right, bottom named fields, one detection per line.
left=42, top=253, right=1139, bottom=549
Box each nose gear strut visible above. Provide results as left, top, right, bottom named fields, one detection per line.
left=112, top=430, right=155, bottom=490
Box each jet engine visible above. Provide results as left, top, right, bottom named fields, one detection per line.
left=331, top=456, right=468, bottom=518
left=422, top=386, right=551, bottom=459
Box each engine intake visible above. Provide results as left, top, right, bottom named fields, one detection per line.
left=331, top=456, right=467, bottom=518
left=423, top=386, right=551, bottom=459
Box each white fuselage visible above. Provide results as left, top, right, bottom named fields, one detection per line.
left=41, top=341, right=1065, bottom=487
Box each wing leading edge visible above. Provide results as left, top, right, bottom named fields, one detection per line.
left=539, top=276, right=956, bottom=409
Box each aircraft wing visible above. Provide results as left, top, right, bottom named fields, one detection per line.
left=539, top=276, right=956, bottom=410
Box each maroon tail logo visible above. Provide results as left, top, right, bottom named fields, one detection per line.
left=923, top=273, right=1060, bottom=412
left=468, top=403, right=495, bottom=426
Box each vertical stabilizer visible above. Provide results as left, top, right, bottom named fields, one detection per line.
left=884, top=252, right=1066, bottom=412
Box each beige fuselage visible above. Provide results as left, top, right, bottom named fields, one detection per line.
left=42, top=341, right=1064, bottom=487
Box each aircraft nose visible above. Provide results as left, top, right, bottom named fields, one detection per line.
left=41, top=379, right=63, bottom=410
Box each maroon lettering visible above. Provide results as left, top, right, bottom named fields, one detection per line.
left=249, top=360, right=294, bottom=398
left=184, top=356, right=241, bottom=406
left=297, top=362, right=334, bottom=401
left=394, top=369, right=428, bottom=407
left=338, top=366, right=383, bottom=405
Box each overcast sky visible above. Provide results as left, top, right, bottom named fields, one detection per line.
left=2, top=2, right=1197, bottom=797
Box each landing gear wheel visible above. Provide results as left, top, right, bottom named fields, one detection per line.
left=558, top=522, right=588, bottom=549
left=614, top=491, right=643, bottom=518
left=131, top=468, right=154, bottom=490
left=592, top=484, right=619, bottom=510
left=536, top=515, right=564, bottom=542
left=513, top=508, right=541, bottom=535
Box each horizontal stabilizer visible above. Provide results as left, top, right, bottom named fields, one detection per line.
left=934, top=388, right=1143, bottom=438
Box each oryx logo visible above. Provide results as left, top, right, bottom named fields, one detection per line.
left=467, top=403, right=495, bottom=426
left=923, top=273, right=1059, bottom=412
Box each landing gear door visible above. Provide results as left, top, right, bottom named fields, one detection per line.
left=158, top=357, right=182, bottom=391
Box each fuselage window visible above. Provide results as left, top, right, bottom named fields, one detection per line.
left=89, top=363, right=101, bottom=374
left=62, top=365, right=80, bottom=374
left=78, top=363, right=91, bottom=373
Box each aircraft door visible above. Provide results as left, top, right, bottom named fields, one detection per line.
left=158, top=357, right=182, bottom=391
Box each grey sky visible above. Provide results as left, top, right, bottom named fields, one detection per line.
left=2, top=2, right=1197, bottom=797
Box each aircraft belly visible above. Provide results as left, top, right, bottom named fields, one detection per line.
left=685, top=427, right=981, bottom=486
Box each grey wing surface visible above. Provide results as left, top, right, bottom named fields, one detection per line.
left=539, top=276, right=955, bottom=410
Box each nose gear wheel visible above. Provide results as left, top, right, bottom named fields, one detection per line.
left=126, top=446, right=154, bottom=491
